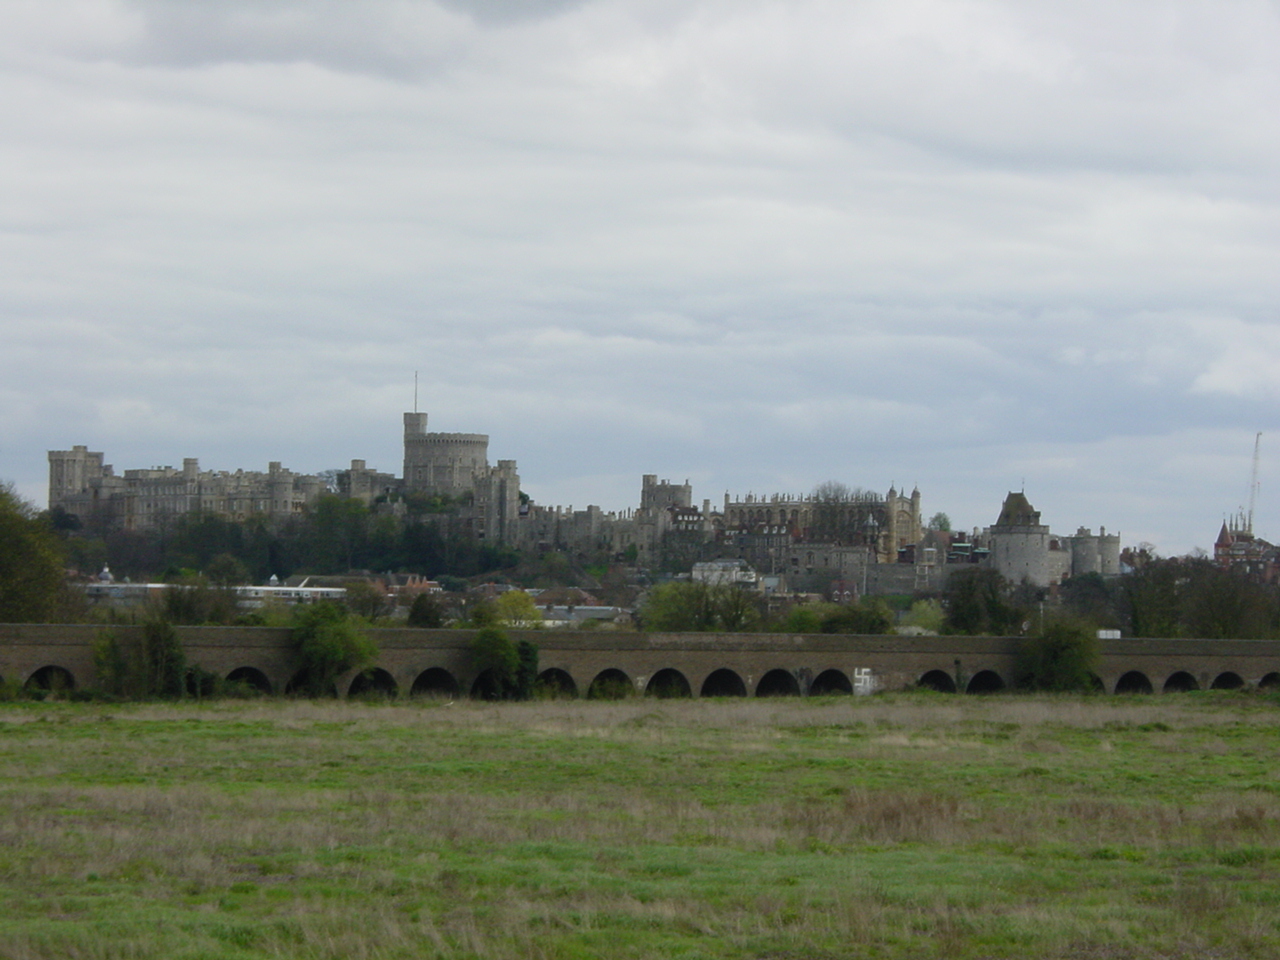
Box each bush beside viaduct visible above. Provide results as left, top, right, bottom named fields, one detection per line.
left=3, top=625, right=1280, bottom=699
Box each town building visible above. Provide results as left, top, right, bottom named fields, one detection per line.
left=1214, top=517, right=1280, bottom=582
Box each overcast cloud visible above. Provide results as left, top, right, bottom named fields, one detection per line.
left=3, top=0, right=1279, bottom=555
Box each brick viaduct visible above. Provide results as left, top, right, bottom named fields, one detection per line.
left=3, top=624, right=1280, bottom=698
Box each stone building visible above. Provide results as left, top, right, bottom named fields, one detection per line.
left=336, top=459, right=398, bottom=506
left=720, top=485, right=922, bottom=564
left=48, top=446, right=324, bottom=531
left=473, top=460, right=522, bottom=544
left=51, top=415, right=949, bottom=569
left=981, top=492, right=1120, bottom=588
left=401, top=412, right=490, bottom=497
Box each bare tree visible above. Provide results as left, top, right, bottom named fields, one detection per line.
left=809, top=482, right=884, bottom=544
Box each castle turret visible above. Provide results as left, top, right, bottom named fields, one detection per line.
left=402, top=411, right=489, bottom=496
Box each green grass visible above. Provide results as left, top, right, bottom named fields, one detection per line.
left=1, top=693, right=1279, bottom=958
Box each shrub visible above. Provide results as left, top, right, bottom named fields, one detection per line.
left=1015, top=621, right=1101, bottom=692
left=342, top=581, right=387, bottom=620
left=640, top=582, right=762, bottom=632
left=159, top=578, right=239, bottom=625
left=291, top=602, right=377, bottom=697
left=514, top=639, right=539, bottom=700
left=900, top=599, right=945, bottom=634
left=821, top=599, right=894, bottom=635
left=943, top=568, right=1024, bottom=635
left=92, top=619, right=188, bottom=699
left=0, top=484, right=65, bottom=623
left=470, top=626, right=518, bottom=699
left=407, top=593, right=444, bottom=628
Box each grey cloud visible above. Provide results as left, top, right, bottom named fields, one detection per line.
left=2, top=0, right=1279, bottom=556
left=87, top=0, right=476, bottom=78
left=435, top=0, right=592, bottom=25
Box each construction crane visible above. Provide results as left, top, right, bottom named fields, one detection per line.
left=1248, top=431, right=1262, bottom=536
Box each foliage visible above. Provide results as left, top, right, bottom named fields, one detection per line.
left=0, top=484, right=66, bottom=623
left=819, top=599, right=894, bottom=634
left=515, top=639, right=539, bottom=701
left=809, top=480, right=884, bottom=544
left=942, top=567, right=1024, bottom=635
left=290, top=602, right=377, bottom=697
left=58, top=497, right=522, bottom=586
left=899, top=598, right=945, bottom=634
left=468, top=599, right=498, bottom=627
left=494, top=589, right=543, bottom=626
left=774, top=604, right=829, bottom=633
left=342, top=580, right=387, bottom=620
left=639, top=582, right=762, bottom=632
left=1120, top=557, right=1280, bottom=639
left=470, top=626, right=519, bottom=699
left=1014, top=621, right=1102, bottom=692
left=158, top=578, right=240, bottom=625
left=204, top=552, right=251, bottom=586
left=92, top=618, right=188, bottom=699
left=1058, top=572, right=1121, bottom=629
left=927, top=512, right=951, bottom=532
left=407, top=592, right=445, bottom=628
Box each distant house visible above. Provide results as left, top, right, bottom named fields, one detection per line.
left=691, top=559, right=760, bottom=589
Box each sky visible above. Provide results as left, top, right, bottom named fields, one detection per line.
left=2, top=0, right=1279, bottom=556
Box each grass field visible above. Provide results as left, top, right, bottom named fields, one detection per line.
left=1, top=692, right=1279, bottom=959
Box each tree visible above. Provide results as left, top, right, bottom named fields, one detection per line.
left=900, top=598, right=945, bottom=634
left=514, top=639, right=539, bottom=700
left=92, top=617, right=188, bottom=699
left=407, top=592, right=445, bottom=628
left=1119, top=556, right=1280, bottom=639
left=927, top=512, right=952, bottom=532
left=942, top=567, right=1023, bottom=636
left=494, top=589, right=543, bottom=626
left=640, top=582, right=720, bottom=631
left=160, top=577, right=240, bottom=625
left=639, top=582, right=764, bottom=632
left=713, top=586, right=762, bottom=631
left=471, top=626, right=519, bottom=699
left=343, top=580, right=387, bottom=620
left=774, top=604, right=829, bottom=633
left=291, top=602, right=377, bottom=696
left=809, top=481, right=883, bottom=545
left=205, top=552, right=251, bottom=587
left=0, top=485, right=66, bottom=623
left=1059, top=572, right=1120, bottom=630
left=1015, top=621, right=1101, bottom=692
left=820, top=599, right=894, bottom=635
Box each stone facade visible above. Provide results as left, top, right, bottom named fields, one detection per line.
left=337, top=459, right=398, bottom=506
left=50, top=415, right=940, bottom=575
left=48, top=446, right=324, bottom=531
left=981, top=492, right=1120, bottom=588
left=401, top=412, right=489, bottom=497
left=721, top=486, right=921, bottom=558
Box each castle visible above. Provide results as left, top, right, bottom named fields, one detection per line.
left=47, top=447, right=323, bottom=529
left=980, top=491, right=1120, bottom=587
left=49, top=415, right=1119, bottom=592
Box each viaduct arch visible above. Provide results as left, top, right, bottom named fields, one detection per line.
left=3, top=625, right=1279, bottom=699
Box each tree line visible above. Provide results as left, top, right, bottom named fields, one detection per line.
left=50, top=494, right=521, bottom=585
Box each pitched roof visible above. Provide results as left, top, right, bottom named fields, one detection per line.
left=994, top=491, right=1041, bottom=527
